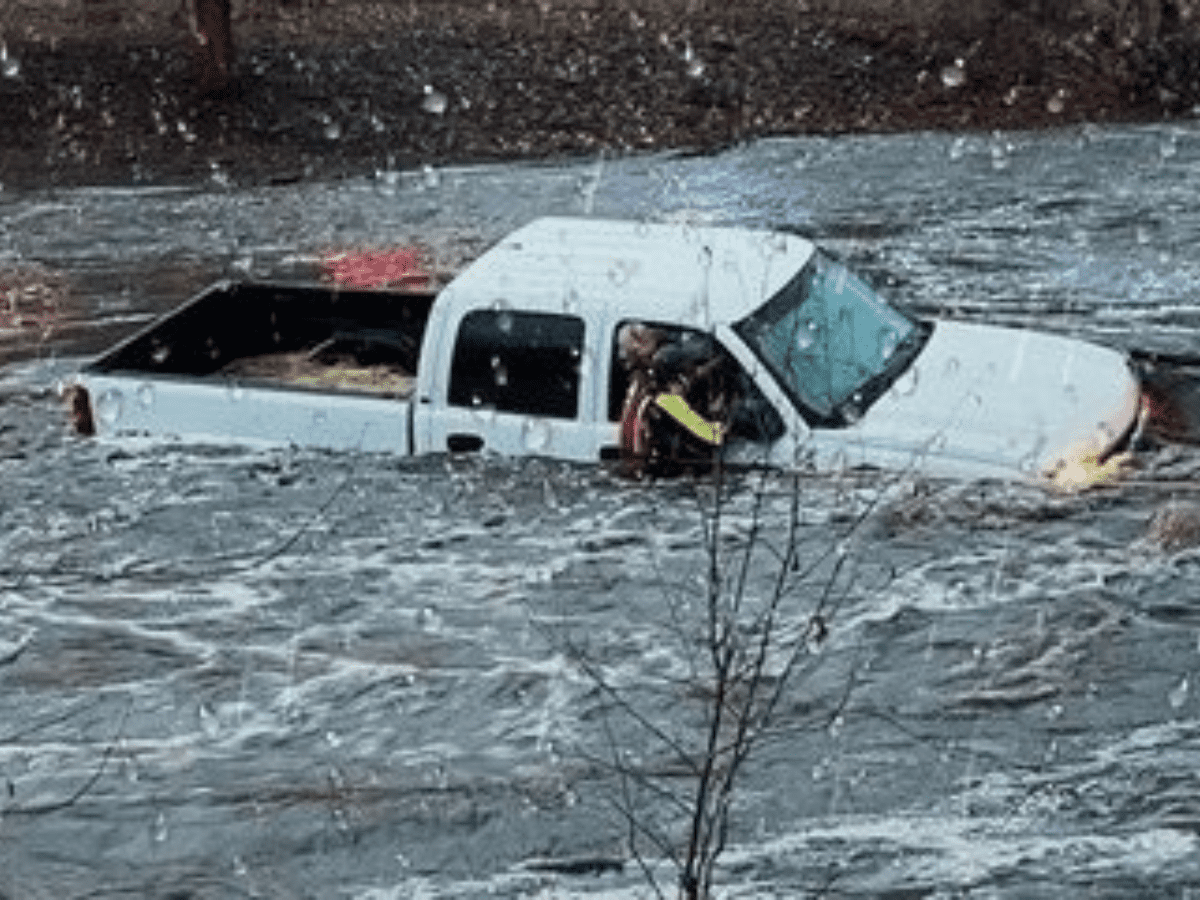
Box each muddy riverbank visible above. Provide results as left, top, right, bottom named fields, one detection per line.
left=4, top=0, right=1200, bottom=188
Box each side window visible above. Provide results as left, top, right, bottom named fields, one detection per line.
left=608, top=320, right=785, bottom=443
left=449, top=310, right=585, bottom=419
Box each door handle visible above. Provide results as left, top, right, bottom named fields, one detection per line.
left=447, top=433, right=484, bottom=453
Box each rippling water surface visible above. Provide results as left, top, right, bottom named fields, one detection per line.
left=5, top=125, right=1200, bottom=897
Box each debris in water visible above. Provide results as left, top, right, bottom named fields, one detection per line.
left=1146, top=502, right=1200, bottom=551
left=0, top=262, right=68, bottom=337
left=1044, top=441, right=1133, bottom=493
left=319, top=247, right=430, bottom=289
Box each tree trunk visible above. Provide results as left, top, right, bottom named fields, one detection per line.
left=189, top=0, right=235, bottom=96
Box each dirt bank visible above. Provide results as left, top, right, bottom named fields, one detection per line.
left=3, top=0, right=1200, bottom=188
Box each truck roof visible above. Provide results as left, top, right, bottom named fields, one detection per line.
left=437, top=216, right=816, bottom=329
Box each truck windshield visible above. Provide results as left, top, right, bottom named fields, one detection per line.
left=733, top=251, right=929, bottom=427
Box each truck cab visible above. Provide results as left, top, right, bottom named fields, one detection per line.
left=410, top=217, right=811, bottom=466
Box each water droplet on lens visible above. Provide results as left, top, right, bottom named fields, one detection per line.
left=323, top=120, right=341, bottom=141
left=877, top=328, right=898, bottom=361
left=418, top=606, right=443, bottom=631
left=496, top=311, right=514, bottom=333
left=421, top=85, right=448, bottom=115
left=1168, top=675, right=1189, bottom=710
left=95, top=389, right=124, bottom=425
left=522, top=419, right=552, bottom=453
left=607, top=261, right=631, bottom=286
left=841, top=394, right=863, bottom=424
left=153, top=811, right=169, bottom=843
left=940, top=59, right=965, bottom=89
left=795, top=319, right=818, bottom=351
left=491, top=355, right=508, bottom=386
left=199, top=703, right=220, bottom=738
left=208, top=160, right=231, bottom=188
left=2, top=45, right=20, bottom=79
left=895, top=367, right=919, bottom=396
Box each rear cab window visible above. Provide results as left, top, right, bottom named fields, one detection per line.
left=449, top=309, right=586, bottom=419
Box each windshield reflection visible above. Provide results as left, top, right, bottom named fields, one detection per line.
left=734, top=251, right=930, bottom=427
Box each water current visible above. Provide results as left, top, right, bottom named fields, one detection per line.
left=4, top=124, right=1200, bottom=897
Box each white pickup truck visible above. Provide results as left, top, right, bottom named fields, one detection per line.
left=73, top=216, right=1143, bottom=482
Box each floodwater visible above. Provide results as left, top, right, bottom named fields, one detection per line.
left=5, top=124, right=1200, bottom=898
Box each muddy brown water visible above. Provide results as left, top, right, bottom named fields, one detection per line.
left=5, top=126, right=1200, bottom=897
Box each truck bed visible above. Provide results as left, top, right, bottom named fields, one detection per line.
left=89, top=281, right=432, bottom=390
left=78, top=281, right=433, bottom=452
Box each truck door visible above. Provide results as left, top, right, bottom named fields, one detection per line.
left=420, top=307, right=602, bottom=461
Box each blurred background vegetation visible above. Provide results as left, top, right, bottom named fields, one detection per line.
left=1, top=0, right=1195, bottom=45
left=2, top=0, right=1199, bottom=186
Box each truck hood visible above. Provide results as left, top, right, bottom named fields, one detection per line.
left=806, top=320, right=1141, bottom=481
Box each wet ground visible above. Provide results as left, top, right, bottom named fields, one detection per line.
left=5, top=122, right=1200, bottom=896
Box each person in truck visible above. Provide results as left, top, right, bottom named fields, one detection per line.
left=618, top=322, right=731, bottom=478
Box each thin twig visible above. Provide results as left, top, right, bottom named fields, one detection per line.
left=3, top=696, right=133, bottom=817
left=602, top=713, right=675, bottom=898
